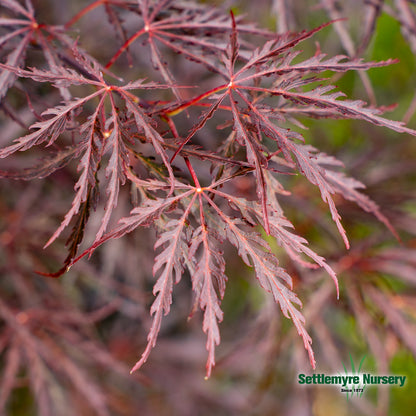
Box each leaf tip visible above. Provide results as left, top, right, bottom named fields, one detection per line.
left=130, top=362, right=141, bottom=374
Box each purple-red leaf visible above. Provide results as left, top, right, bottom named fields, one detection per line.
left=130, top=195, right=197, bottom=373
left=189, top=224, right=226, bottom=377
left=206, top=195, right=316, bottom=369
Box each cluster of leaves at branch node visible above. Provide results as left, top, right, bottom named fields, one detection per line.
left=1, top=0, right=415, bottom=378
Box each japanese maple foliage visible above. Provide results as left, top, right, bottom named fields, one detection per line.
left=1, top=0, right=415, bottom=380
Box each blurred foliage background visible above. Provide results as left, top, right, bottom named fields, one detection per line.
left=1, top=1, right=416, bottom=415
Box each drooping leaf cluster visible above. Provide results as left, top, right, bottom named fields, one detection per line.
left=1, top=0, right=415, bottom=379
